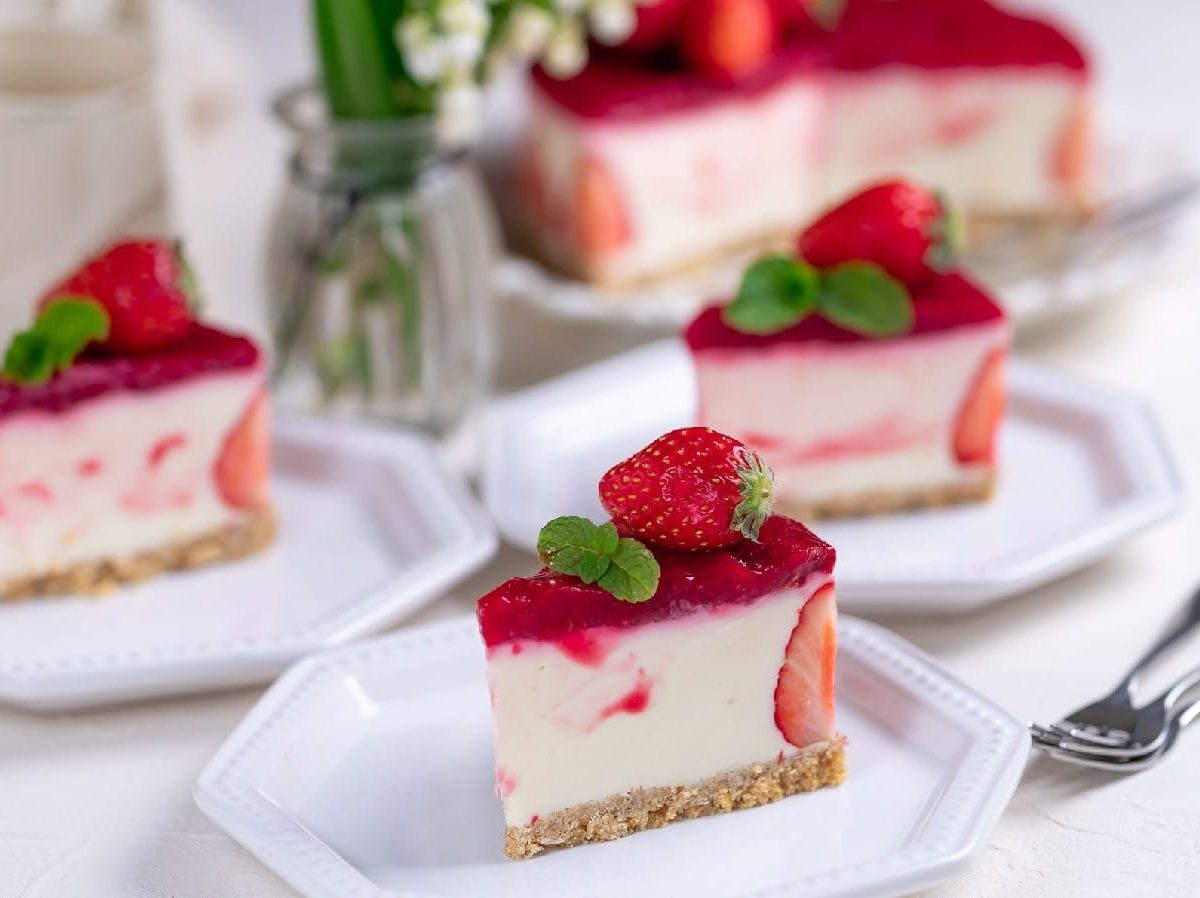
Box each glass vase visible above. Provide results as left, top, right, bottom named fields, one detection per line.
left=268, top=86, right=498, bottom=435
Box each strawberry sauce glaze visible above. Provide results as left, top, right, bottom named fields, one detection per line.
left=0, top=324, right=260, bottom=417
left=532, top=0, right=1086, bottom=121
left=476, top=515, right=834, bottom=647
left=684, top=272, right=1004, bottom=351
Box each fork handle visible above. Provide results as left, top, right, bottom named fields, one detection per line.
left=1119, top=583, right=1200, bottom=692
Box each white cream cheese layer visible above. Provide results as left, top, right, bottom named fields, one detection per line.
left=827, top=69, right=1089, bottom=214
left=694, top=322, right=1007, bottom=507
left=0, top=368, right=261, bottom=578
left=487, top=578, right=831, bottom=826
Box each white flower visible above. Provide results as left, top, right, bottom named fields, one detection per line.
left=396, top=16, right=450, bottom=83
left=542, top=20, right=587, bottom=78
left=588, top=0, right=636, bottom=45
left=439, top=0, right=490, bottom=38
left=444, top=31, right=486, bottom=67
left=438, top=80, right=484, bottom=146
left=395, top=15, right=433, bottom=55
left=505, top=5, right=556, bottom=57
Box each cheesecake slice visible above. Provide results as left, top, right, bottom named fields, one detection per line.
left=0, top=240, right=273, bottom=599
left=514, top=0, right=1091, bottom=287
left=478, top=428, right=844, bottom=859
left=686, top=180, right=1010, bottom=518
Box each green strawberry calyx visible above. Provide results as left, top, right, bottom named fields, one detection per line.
left=731, top=446, right=775, bottom=541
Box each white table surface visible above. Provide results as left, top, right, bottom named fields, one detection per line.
left=4, top=1, right=1200, bottom=896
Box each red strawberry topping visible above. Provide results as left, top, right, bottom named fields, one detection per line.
left=774, top=582, right=837, bottom=747
left=599, top=426, right=775, bottom=551
left=680, top=0, right=779, bottom=81
left=796, top=179, right=960, bottom=290
left=619, top=0, right=691, bottom=53
left=39, top=239, right=196, bottom=354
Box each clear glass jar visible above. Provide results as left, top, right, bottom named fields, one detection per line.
left=268, top=86, right=498, bottom=435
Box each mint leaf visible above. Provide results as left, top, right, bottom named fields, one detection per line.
left=818, top=263, right=914, bottom=338
left=723, top=256, right=820, bottom=335
left=2, top=298, right=110, bottom=385
left=537, top=516, right=607, bottom=575
left=536, top=516, right=660, bottom=603
left=597, top=538, right=659, bottom=604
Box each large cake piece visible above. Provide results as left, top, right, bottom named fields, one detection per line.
left=686, top=180, right=1010, bottom=518
left=516, top=0, right=1091, bottom=286
left=0, top=239, right=273, bottom=599
left=478, top=427, right=844, bottom=858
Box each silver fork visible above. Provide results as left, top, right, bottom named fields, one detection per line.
left=1046, top=584, right=1200, bottom=749
left=1031, top=662, right=1200, bottom=760
left=1033, top=689, right=1200, bottom=772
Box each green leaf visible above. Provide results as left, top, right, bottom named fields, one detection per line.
left=818, top=262, right=914, bottom=338
left=536, top=516, right=660, bottom=603
left=2, top=298, right=110, bottom=385
left=597, top=539, right=660, bottom=604
left=723, top=255, right=820, bottom=335
left=537, top=516, right=604, bottom=570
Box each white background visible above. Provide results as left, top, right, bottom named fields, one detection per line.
left=3, top=1, right=1200, bottom=896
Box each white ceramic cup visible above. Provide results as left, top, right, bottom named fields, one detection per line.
left=0, top=26, right=166, bottom=339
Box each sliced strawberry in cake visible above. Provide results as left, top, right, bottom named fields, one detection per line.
left=0, top=239, right=274, bottom=600
left=478, top=427, right=845, bottom=859
left=686, top=180, right=1010, bottom=518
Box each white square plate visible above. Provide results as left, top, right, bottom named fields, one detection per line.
left=0, top=417, right=497, bottom=710
left=195, top=615, right=1029, bottom=898
left=481, top=340, right=1182, bottom=614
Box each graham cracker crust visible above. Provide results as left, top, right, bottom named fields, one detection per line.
left=1, top=507, right=277, bottom=601
left=504, top=737, right=847, bottom=860
left=777, top=472, right=995, bottom=521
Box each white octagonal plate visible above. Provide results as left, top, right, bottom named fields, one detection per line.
left=482, top=339, right=1183, bottom=614
left=0, top=417, right=497, bottom=710
left=195, top=615, right=1029, bottom=898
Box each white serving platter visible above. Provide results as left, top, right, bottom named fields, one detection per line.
left=0, top=416, right=497, bottom=710
left=195, top=614, right=1030, bottom=898
left=482, top=339, right=1182, bottom=613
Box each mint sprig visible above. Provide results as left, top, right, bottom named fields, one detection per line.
left=722, top=255, right=819, bottom=335
left=723, top=256, right=914, bottom=339
left=536, top=516, right=660, bottom=604
left=2, top=298, right=110, bottom=385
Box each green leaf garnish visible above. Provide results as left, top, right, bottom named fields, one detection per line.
left=536, top=516, right=660, bottom=603
left=2, top=298, right=110, bottom=385
left=817, top=262, right=914, bottom=337
left=723, top=255, right=820, bottom=335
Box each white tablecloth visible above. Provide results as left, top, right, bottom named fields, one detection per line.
left=3, top=1, right=1200, bottom=895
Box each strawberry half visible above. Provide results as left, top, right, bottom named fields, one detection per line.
left=796, top=179, right=960, bottom=290
left=681, top=0, right=778, bottom=81
left=953, top=349, right=1006, bottom=464
left=599, top=426, right=775, bottom=551
left=775, top=582, right=837, bottom=748
left=215, top=391, right=271, bottom=510
left=575, top=156, right=631, bottom=260
left=38, top=238, right=196, bottom=354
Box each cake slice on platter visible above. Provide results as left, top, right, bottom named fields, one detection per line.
left=478, top=427, right=844, bottom=859
left=686, top=180, right=1010, bottom=518
left=514, top=0, right=1092, bottom=286
left=0, top=239, right=274, bottom=600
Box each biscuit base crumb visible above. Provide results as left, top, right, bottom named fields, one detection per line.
left=504, top=737, right=847, bottom=860
left=1, top=507, right=277, bottom=601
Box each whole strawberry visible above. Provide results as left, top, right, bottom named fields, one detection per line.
left=39, top=238, right=196, bottom=354
left=796, top=180, right=960, bottom=289
left=599, top=426, right=775, bottom=551
left=681, top=0, right=778, bottom=81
